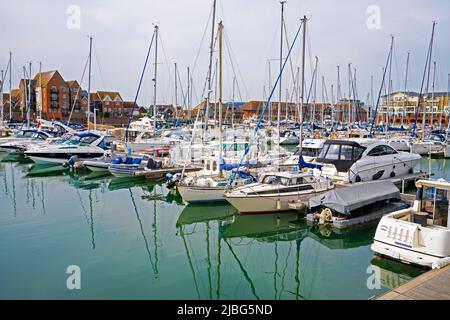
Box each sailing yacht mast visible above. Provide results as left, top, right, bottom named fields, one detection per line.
left=218, top=21, right=224, bottom=178
left=204, top=0, right=217, bottom=132
left=174, top=62, right=178, bottom=121
left=402, top=52, right=410, bottom=126
left=431, top=61, right=436, bottom=128
left=299, top=15, right=307, bottom=155
left=277, top=1, right=286, bottom=141
left=38, top=62, right=42, bottom=120
left=27, top=62, right=31, bottom=128
left=153, top=25, right=159, bottom=130
left=1, top=70, right=3, bottom=123
left=9, top=52, right=12, bottom=121
left=86, top=36, right=93, bottom=129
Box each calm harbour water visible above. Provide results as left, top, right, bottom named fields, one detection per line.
left=0, top=154, right=443, bottom=300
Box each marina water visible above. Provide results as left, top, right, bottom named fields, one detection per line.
left=1, top=154, right=439, bottom=299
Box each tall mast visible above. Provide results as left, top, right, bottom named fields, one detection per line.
left=1, top=70, right=3, bottom=123
left=431, top=61, right=436, bottom=128
left=218, top=21, right=224, bottom=177
left=386, top=36, right=394, bottom=133
left=28, top=62, right=31, bottom=127
left=22, top=67, right=27, bottom=125
left=370, top=75, right=374, bottom=123
left=299, top=15, right=306, bottom=156
left=403, top=52, right=410, bottom=126
left=277, top=1, right=286, bottom=138
left=9, top=52, right=12, bottom=121
left=312, top=56, right=318, bottom=124
left=153, top=25, right=159, bottom=129
left=446, top=73, right=450, bottom=140
left=337, top=66, right=341, bottom=123
left=87, top=36, right=93, bottom=129
left=214, top=58, right=218, bottom=124
left=347, top=63, right=352, bottom=127
left=187, top=66, right=191, bottom=120
left=39, top=61, right=42, bottom=119
left=423, top=22, right=436, bottom=140
left=268, top=60, right=272, bottom=121
left=174, top=62, right=178, bottom=120
left=232, top=76, right=236, bottom=129
left=204, top=0, right=217, bottom=131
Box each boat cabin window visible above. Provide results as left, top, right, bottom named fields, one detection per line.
left=421, top=186, right=449, bottom=227
left=140, top=132, right=154, bottom=140
left=318, top=143, right=365, bottom=161
left=262, top=175, right=289, bottom=186
left=367, top=145, right=398, bottom=156
left=65, top=135, right=98, bottom=146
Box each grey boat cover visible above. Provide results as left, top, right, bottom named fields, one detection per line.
left=308, top=180, right=400, bottom=214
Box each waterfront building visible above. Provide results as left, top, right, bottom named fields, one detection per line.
left=377, top=91, right=450, bottom=127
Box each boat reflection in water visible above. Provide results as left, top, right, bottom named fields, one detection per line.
left=371, top=256, right=425, bottom=290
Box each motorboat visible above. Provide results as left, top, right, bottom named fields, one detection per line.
left=314, top=139, right=421, bottom=183
left=24, top=131, right=107, bottom=165
left=0, top=130, right=54, bottom=153
left=384, top=136, right=412, bottom=152
left=0, top=129, right=43, bottom=150
left=281, top=138, right=325, bottom=166
left=372, top=179, right=450, bottom=269
left=225, top=171, right=334, bottom=214
left=278, top=130, right=300, bottom=145
left=305, top=180, right=410, bottom=229
left=410, top=134, right=446, bottom=156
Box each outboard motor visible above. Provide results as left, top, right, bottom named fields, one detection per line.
left=63, top=155, right=80, bottom=168
left=164, top=173, right=179, bottom=189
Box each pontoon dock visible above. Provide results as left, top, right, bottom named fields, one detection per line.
left=375, top=265, right=450, bottom=300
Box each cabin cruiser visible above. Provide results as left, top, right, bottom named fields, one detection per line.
left=225, top=171, right=334, bottom=214
left=384, top=136, right=412, bottom=152
left=0, top=129, right=43, bottom=150
left=278, top=130, right=300, bottom=145
left=313, top=139, right=421, bottom=183
left=24, top=132, right=108, bottom=165
left=0, top=130, right=54, bottom=153
left=410, top=135, right=445, bottom=156
left=280, top=138, right=325, bottom=166
left=372, top=179, right=450, bottom=269
left=119, top=130, right=181, bottom=152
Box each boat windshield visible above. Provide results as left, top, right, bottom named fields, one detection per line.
left=12, top=131, right=34, bottom=138
left=420, top=186, right=449, bottom=227
left=63, top=135, right=98, bottom=146
left=318, top=143, right=365, bottom=161
left=32, top=133, right=48, bottom=140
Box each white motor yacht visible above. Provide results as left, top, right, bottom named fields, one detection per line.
left=225, top=171, right=334, bottom=214
left=24, top=132, right=107, bottom=165
left=314, top=139, right=421, bottom=183
left=372, top=179, right=450, bottom=269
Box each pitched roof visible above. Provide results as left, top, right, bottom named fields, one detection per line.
left=66, top=80, right=80, bottom=88
left=33, top=70, right=65, bottom=87
left=96, top=91, right=122, bottom=101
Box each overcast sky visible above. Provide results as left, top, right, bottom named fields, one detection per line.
left=1, top=0, right=449, bottom=107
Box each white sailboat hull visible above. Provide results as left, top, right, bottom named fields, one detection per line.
left=410, top=142, right=444, bottom=155
left=178, top=186, right=226, bottom=203
left=226, top=190, right=326, bottom=214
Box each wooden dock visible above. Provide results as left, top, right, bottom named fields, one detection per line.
left=375, top=265, right=450, bottom=300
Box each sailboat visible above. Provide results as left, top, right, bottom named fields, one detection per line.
left=177, top=21, right=255, bottom=203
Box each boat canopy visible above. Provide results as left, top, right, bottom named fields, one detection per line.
left=308, top=180, right=400, bottom=214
